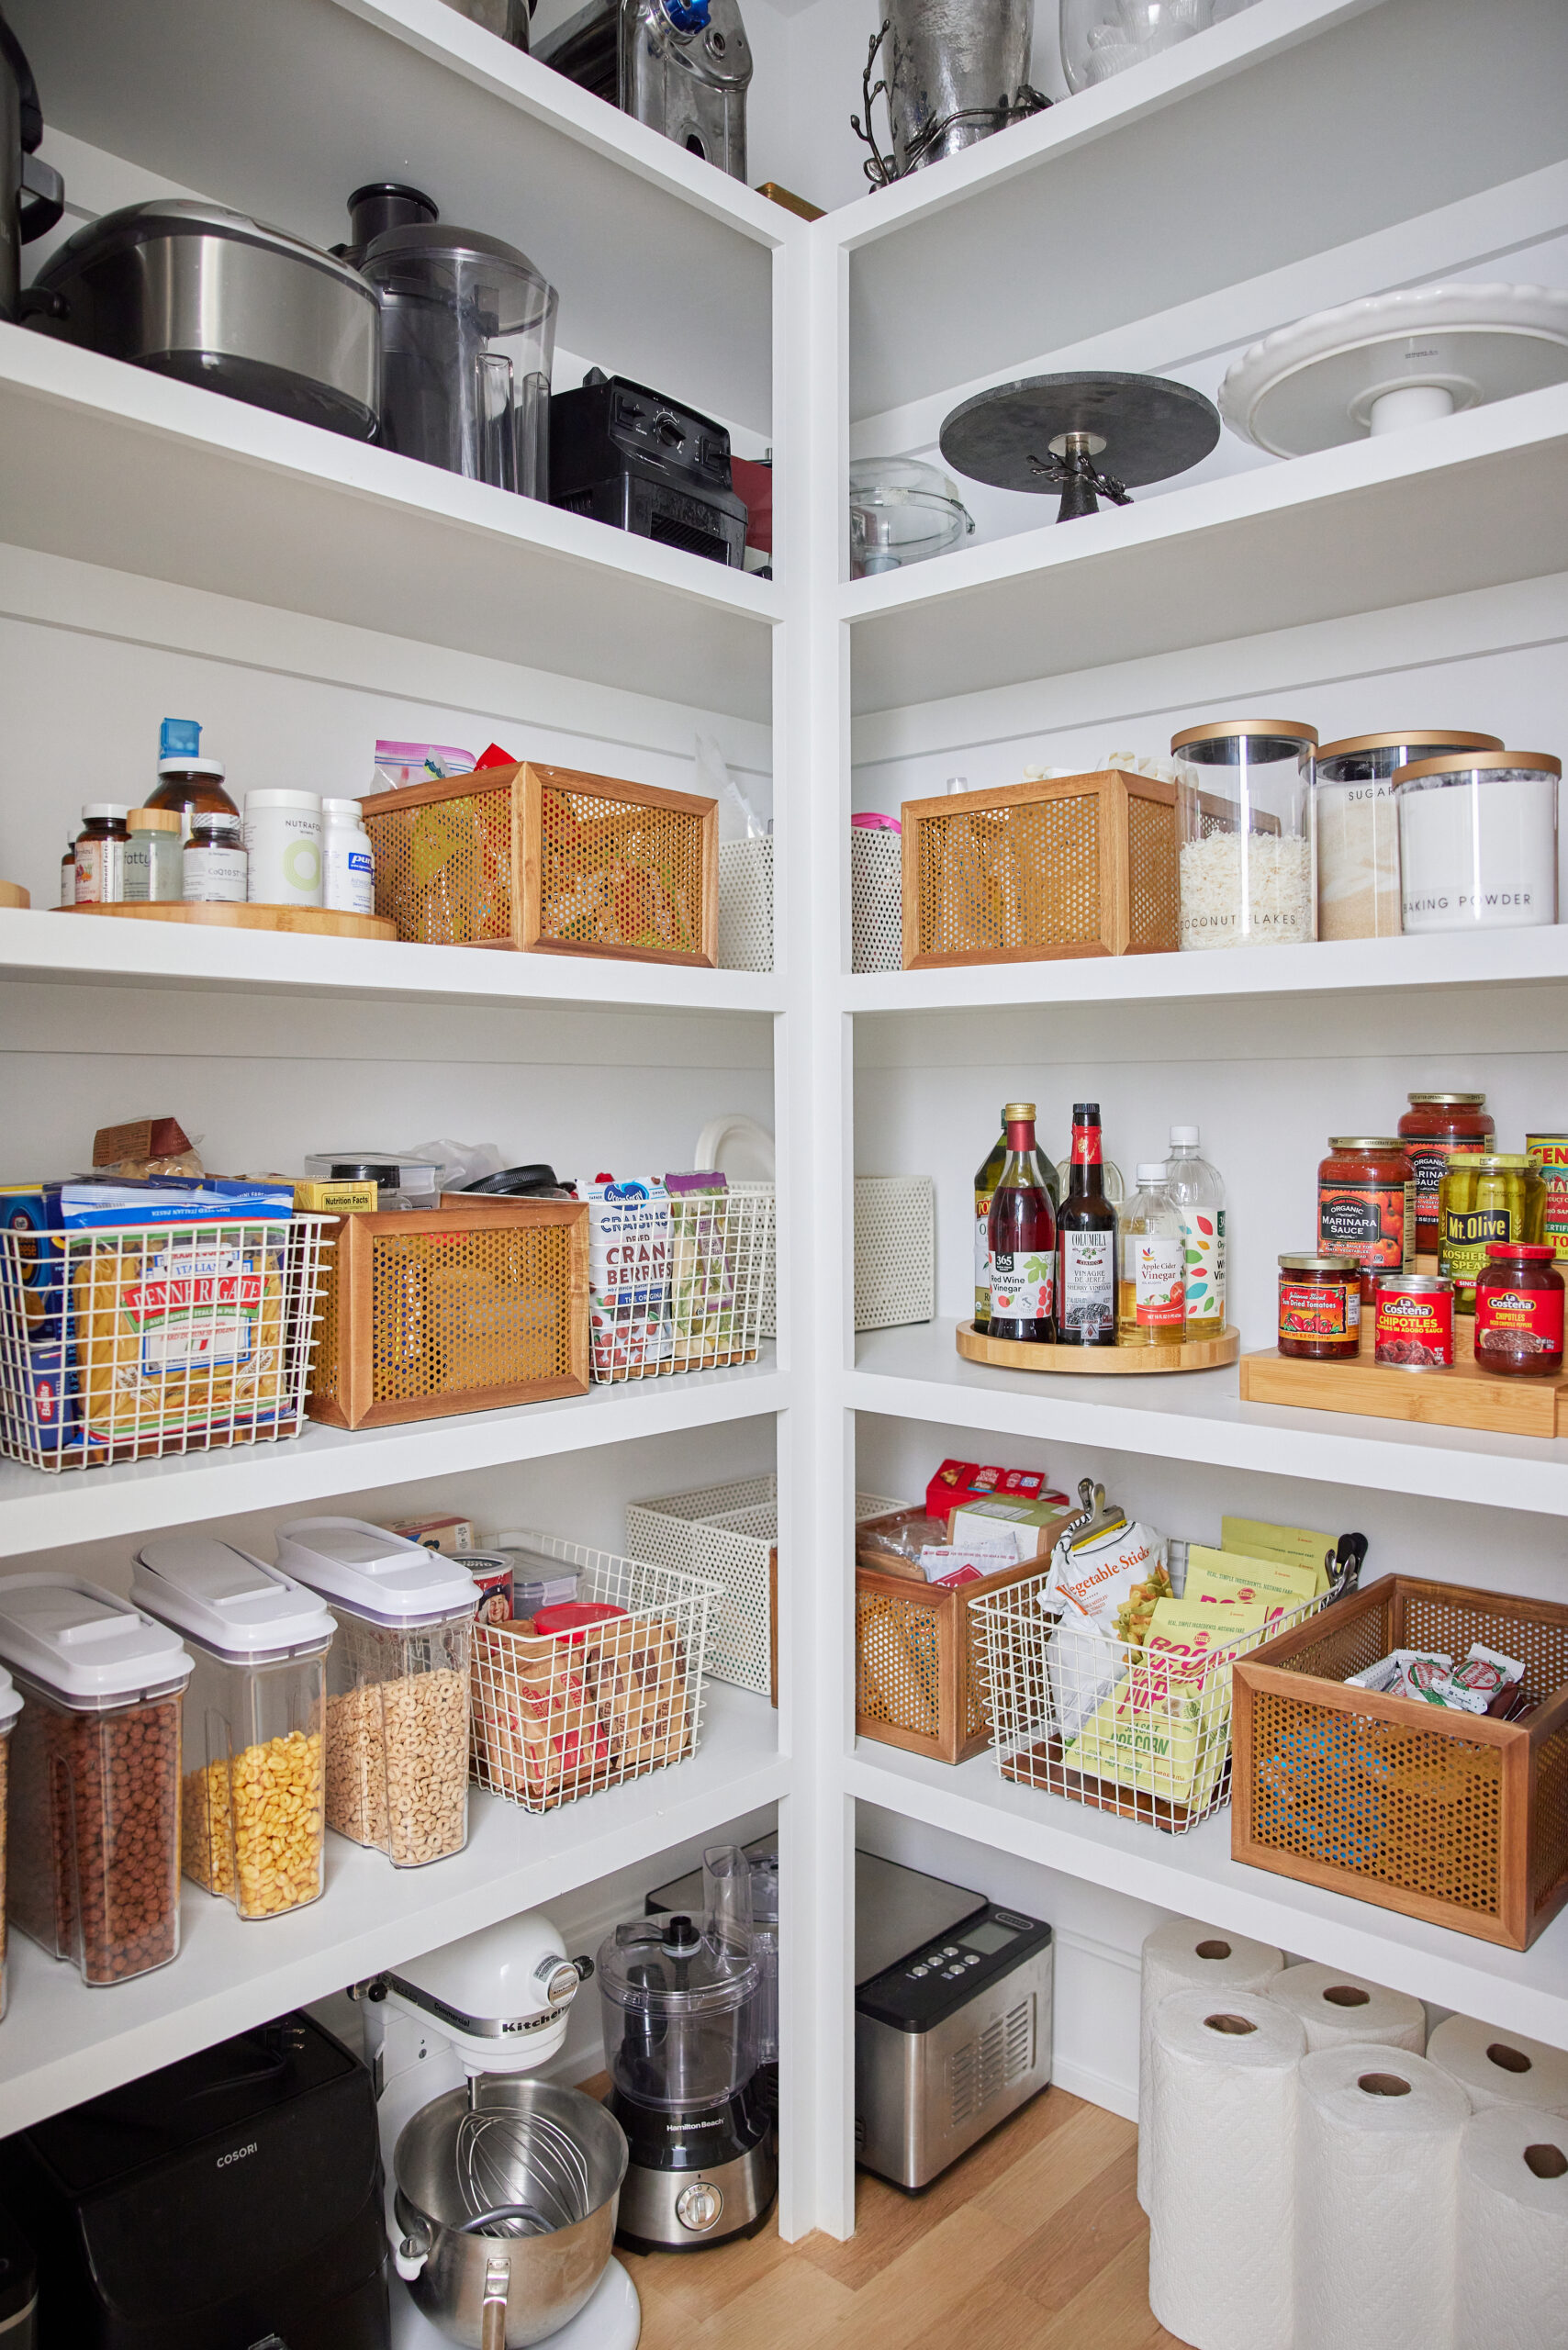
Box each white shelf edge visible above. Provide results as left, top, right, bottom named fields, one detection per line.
left=837, top=380, right=1568, bottom=628
left=846, top=1742, right=1568, bottom=2049
left=826, top=0, right=1385, bottom=252
left=844, top=928, right=1568, bottom=1017
left=0, top=908, right=785, bottom=1016
left=0, top=1357, right=788, bottom=1558
left=1, top=1683, right=787, bottom=2135
left=846, top=1326, right=1568, bottom=1516
left=0, top=326, right=781, bottom=629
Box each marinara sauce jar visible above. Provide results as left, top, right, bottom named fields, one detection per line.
left=1397, top=1092, right=1494, bottom=1256
left=1278, top=1253, right=1361, bottom=1360
left=1474, top=1242, right=1565, bottom=1377
left=1317, top=1136, right=1415, bottom=1301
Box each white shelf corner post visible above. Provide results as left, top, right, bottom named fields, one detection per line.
left=772, top=216, right=859, bottom=2245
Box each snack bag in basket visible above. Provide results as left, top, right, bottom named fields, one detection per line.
left=1183, top=1545, right=1318, bottom=1625
left=664, top=1171, right=741, bottom=1371
left=598, top=1616, right=691, bottom=1774
left=73, top=1229, right=288, bottom=1445
left=472, top=1626, right=610, bottom=1804
left=587, top=1179, right=672, bottom=1380
left=1042, top=1515, right=1170, bottom=1646
left=1060, top=1596, right=1267, bottom=1810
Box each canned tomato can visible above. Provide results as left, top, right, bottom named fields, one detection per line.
left=1372, top=1272, right=1455, bottom=1370
left=1278, top=1252, right=1361, bottom=1360
left=1526, top=1135, right=1568, bottom=1263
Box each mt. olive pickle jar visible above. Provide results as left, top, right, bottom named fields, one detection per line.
left=1398, top=1093, right=1494, bottom=1256
left=1316, top=1137, right=1415, bottom=1301
left=1278, top=1253, right=1361, bottom=1359
left=1439, top=1153, right=1546, bottom=1310
left=1474, top=1242, right=1564, bottom=1376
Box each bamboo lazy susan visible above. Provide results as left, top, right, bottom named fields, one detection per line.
left=958, top=1322, right=1240, bottom=1373
left=63, top=901, right=395, bottom=941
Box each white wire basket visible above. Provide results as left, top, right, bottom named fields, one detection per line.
left=469, top=1531, right=718, bottom=1813
left=625, top=1477, right=907, bottom=1695
left=854, top=1176, right=935, bottom=1330
left=589, top=1187, right=773, bottom=1383
left=852, top=823, right=902, bottom=973
left=718, top=837, right=774, bottom=973
left=969, top=1570, right=1329, bottom=1834
left=0, top=1215, right=332, bottom=1472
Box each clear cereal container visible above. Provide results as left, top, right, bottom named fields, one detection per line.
left=132, top=1535, right=334, bottom=1921
left=0, top=1665, right=20, bottom=2020
left=273, top=1518, right=477, bottom=1868
left=0, top=1577, right=192, bottom=1986
left=1173, top=719, right=1317, bottom=950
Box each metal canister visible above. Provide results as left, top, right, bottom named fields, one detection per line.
left=1525, top=1134, right=1568, bottom=1263
left=1372, top=1272, right=1455, bottom=1370
left=1439, top=1153, right=1547, bottom=1309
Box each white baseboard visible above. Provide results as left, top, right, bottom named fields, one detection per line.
left=1050, top=2053, right=1140, bottom=2125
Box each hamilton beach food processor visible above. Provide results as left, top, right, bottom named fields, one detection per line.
left=361, top=1911, right=641, bottom=2350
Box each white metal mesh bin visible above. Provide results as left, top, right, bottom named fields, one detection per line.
left=854, top=1176, right=935, bottom=1330
left=852, top=822, right=902, bottom=972
left=969, top=1571, right=1327, bottom=1834
left=718, top=837, right=773, bottom=973
left=469, top=1530, right=717, bottom=1812
left=0, top=1215, right=331, bottom=1472
left=626, top=1477, right=906, bottom=1695
left=590, top=1188, right=773, bottom=1382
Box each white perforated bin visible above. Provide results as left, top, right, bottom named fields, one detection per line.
left=854, top=1176, right=935, bottom=1330
left=852, top=823, right=902, bottom=973
left=626, top=1477, right=906, bottom=1695
left=718, top=838, right=773, bottom=973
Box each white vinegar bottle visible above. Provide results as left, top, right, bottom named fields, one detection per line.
left=1167, top=1124, right=1226, bottom=1339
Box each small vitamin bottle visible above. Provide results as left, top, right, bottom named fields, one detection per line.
left=74, top=804, right=129, bottom=904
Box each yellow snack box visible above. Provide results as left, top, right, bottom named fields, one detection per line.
left=1061, top=1597, right=1268, bottom=1809
left=1222, top=1515, right=1335, bottom=1595
left=1185, top=1544, right=1320, bottom=1622
left=291, top=1179, right=379, bottom=1214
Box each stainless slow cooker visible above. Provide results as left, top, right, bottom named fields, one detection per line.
left=24, top=198, right=380, bottom=440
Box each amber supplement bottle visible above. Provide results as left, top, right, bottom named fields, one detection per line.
left=74, top=805, right=129, bottom=904
left=144, top=717, right=240, bottom=842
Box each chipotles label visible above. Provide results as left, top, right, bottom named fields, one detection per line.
left=1476, top=1281, right=1564, bottom=1354
left=1374, top=1285, right=1454, bottom=1370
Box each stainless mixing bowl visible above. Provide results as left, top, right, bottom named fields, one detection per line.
left=394, top=2078, right=627, bottom=2348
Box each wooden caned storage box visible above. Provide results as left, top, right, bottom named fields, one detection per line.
left=1231, top=1575, right=1568, bottom=1950
left=901, top=769, right=1180, bottom=968
left=306, top=1201, right=588, bottom=1429
left=362, top=760, right=719, bottom=967
left=855, top=1506, right=1054, bottom=1765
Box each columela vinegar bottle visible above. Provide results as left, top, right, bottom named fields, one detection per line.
left=1057, top=1102, right=1118, bottom=1346
left=987, top=1103, right=1057, bottom=1343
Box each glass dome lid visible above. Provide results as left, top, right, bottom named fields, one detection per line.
left=848, top=455, right=975, bottom=575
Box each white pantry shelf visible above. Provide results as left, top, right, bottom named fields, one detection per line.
left=0, top=1683, right=786, bottom=2136
left=0, top=329, right=778, bottom=722
left=0, top=908, right=784, bottom=1018
left=8, top=0, right=786, bottom=437
left=845, top=382, right=1568, bottom=714
left=845, top=926, right=1568, bottom=1017
left=848, top=1321, right=1568, bottom=1518
left=0, top=1354, right=786, bottom=1561
left=847, top=1739, right=1568, bottom=2052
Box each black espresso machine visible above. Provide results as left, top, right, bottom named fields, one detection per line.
left=0, top=2012, right=387, bottom=2348
left=550, top=367, right=749, bottom=566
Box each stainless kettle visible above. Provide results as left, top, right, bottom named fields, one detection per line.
left=0, top=2, right=62, bottom=322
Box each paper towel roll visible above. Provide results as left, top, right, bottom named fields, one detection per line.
left=1455, top=2103, right=1568, bottom=2350
left=1147, top=1988, right=1304, bottom=2350
left=1296, top=2042, right=1470, bottom=2350
left=1267, top=1959, right=1427, bottom=2053
left=1137, top=1914, right=1284, bottom=2207
left=1428, top=2012, right=1568, bottom=2115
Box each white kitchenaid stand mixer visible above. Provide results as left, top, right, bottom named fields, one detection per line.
left=361, top=1911, right=641, bottom=2350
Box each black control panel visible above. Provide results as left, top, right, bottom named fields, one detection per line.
left=855, top=1904, right=1053, bottom=2035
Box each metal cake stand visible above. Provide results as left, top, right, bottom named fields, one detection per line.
left=939, top=370, right=1221, bottom=520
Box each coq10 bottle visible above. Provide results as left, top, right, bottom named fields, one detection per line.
left=987, top=1102, right=1057, bottom=1344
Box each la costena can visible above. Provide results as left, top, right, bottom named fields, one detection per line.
left=1372, top=1272, right=1454, bottom=1371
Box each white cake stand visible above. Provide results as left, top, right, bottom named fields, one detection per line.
left=1219, top=281, right=1568, bottom=456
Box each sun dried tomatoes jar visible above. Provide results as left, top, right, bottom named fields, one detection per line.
left=1474, top=1243, right=1564, bottom=1377
left=1278, top=1253, right=1361, bottom=1359
left=1317, top=1136, right=1415, bottom=1301
left=1398, top=1093, right=1494, bottom=1255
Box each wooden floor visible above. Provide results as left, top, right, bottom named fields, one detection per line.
left=619, top=2089, right=1187, bottom=2350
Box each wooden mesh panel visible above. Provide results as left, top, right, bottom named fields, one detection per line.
left=1126, top=792, right=1181, bottom=949
left=365, top=785, right=512, bottom=945
left=539, top=786, right=706, bottom=957
left=916, top=799, right=1101, bottom=957
left=1532, top=1722, right=1568, bottom=1922
left=857, top=1588, right=941, bottom=1741
left=365, top=1225, right=572, bottom=1407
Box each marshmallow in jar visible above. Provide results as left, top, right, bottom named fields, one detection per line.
left=1394, top=750, right=1560, bottom=934
left=244, top=789, right=323, bottom=907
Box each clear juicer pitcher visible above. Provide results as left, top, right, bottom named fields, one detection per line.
left=361, top=222, right=558, bottom=498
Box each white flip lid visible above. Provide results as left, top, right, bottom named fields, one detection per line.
left=0, top=1574, right=193, bottom=1704
left=0, top=1665, right=19, bottom=1732
left=273, top=1517, right=479, bottom=1627
left=1136, top=1161, right=1170, bottom=1184
left=132, top=1535, right=335, bottom=1661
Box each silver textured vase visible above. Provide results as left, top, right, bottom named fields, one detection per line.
left=884, top=0, right=1040, bottom=174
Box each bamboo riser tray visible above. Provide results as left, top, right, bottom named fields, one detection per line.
left=1240, top=1315, right=1568, bottom=1437
left=63, top=901, right=395, bottom=941
left=958, top=1321, right=1239, bottom=1373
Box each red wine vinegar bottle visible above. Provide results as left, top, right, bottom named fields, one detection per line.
left=987, top=1102, right=1057, bottom=1343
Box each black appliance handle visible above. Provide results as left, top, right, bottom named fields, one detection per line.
left=18, top=153, right=64, bottom=242
left=16, top=284, right=66, bottom=324
left=0, top=5, right=42, bottom=151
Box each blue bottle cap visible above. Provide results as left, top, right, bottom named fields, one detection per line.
left=159, top=718, right=202, bottom=762
left=664, top=0, right=711, bottom=29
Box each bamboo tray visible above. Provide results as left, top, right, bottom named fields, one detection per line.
left=62, top=901, right=395, bottom=940
left=1240, top=1320, right=1568, bottom=1437
left=957, top=1322, right=1240, bottom=1373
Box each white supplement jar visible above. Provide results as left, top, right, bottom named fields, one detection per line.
left=125, top=808, right=184, bottom=902
left=321, top=797, right=375, bottom=916
left=244, top=789, right=323, bottom=907
left=184, top=813, right=248, bottom=903
left=1394, top=751, right=1560, bottom=935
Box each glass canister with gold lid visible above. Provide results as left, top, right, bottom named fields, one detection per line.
left=1439, top=1152, right=1547, bottom=1309
left=1315, top=731, right=1501, bottom=940
left=1173, top=719, right=1316, bottom=950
